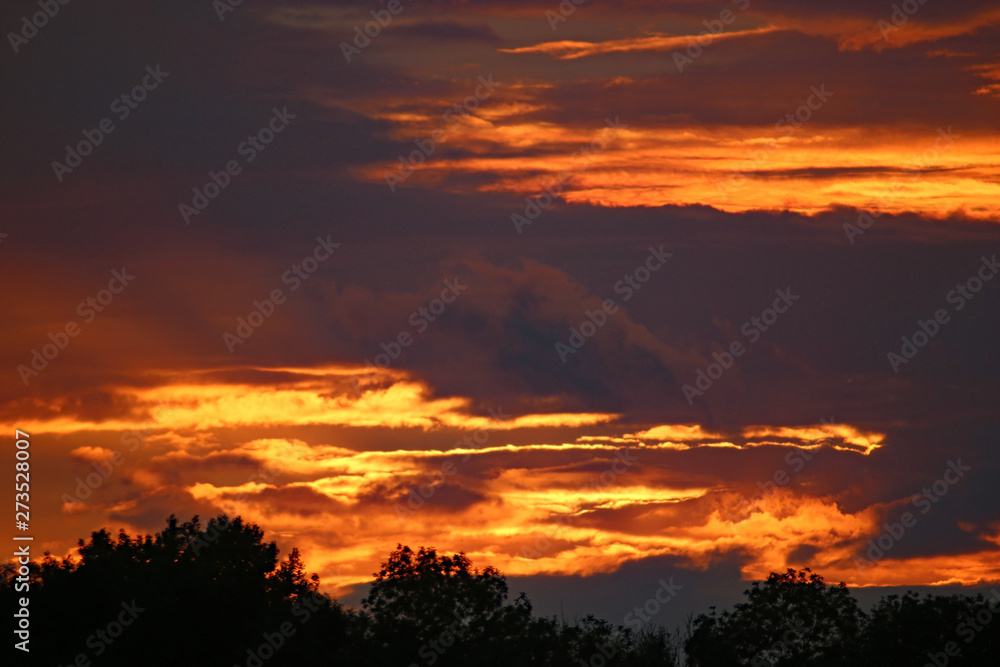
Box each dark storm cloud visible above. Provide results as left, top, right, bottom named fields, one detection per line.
left=4, top=187, right=999, bottom=432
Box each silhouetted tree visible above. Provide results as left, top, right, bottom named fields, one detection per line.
left=1, top=514, right=350, bottom=667
left=627, top=625, right=686, bottom=666
left=358, top=544, right=682, bottom=667
left=12, top=516, right=994, bottom=667
left=686, top=568, right=863, bottom=666
left=361, top=544, right=540, bottom=666
left=860, top=591, right=1000, bottom=666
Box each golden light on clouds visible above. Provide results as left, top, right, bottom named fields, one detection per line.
left=630, top=424, right=725, bottom=442
left=742, top=423, right=886, bottom=455
left=7, top=366, right=618, bottom=436
left=12, top=359, right=991, bottom=599
left=359, top=118, right=1000, bottom=220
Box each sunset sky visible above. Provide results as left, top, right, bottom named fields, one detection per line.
left=3, top=0, right=999, bottom=625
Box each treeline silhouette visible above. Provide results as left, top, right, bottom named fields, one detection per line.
left=2, top=515, right=998, bottom=666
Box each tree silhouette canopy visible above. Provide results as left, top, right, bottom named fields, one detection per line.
left=685, top=568, right=1000, bottom=667
left=4, top=515, right=998, bottom=666
left=3, top=515, right=346, bottom=667
left=686, top=568, right=864, bottom=666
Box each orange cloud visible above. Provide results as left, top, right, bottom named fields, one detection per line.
left=742, top=423, right=885, bottom=455
left=498, top=28, right=781, bottom=59
left=6, top=365, right=618, bottom=435
left=630, top=424, right=725, bottom=442
left=358, top=118, right=1000, bottom=221
left=10, top=364, right=994, bottom=600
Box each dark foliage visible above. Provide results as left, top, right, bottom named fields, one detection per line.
left=2, top=516, right=680, bottom=667
left=4, top=516, right=998, bottom=666
left=2, top=515, right=348, bottom=667
left=685, top=568, right=1000, bottom=667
